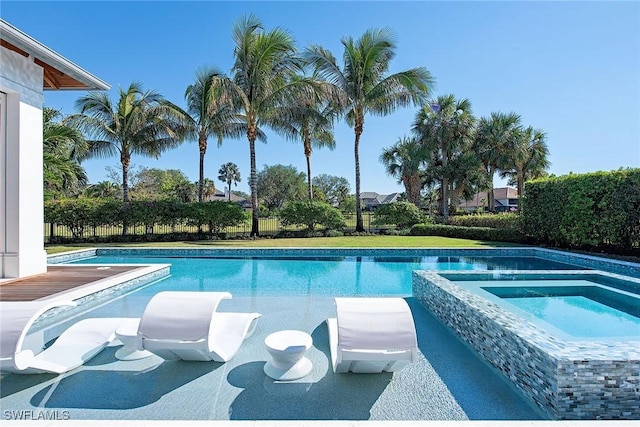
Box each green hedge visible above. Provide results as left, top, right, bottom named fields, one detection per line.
left=446, top=213, right=520, bottom=229
left=409, top=224, right=526, bottom=243
left=521, top=169, right=640, bottom=252
left=45, top=199, right=247, bottom=238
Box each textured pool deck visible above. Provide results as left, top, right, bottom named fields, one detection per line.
left=0, top=296, right=546, bottom=421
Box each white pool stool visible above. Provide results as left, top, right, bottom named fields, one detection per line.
left=263, top=330, right=313, bottom=381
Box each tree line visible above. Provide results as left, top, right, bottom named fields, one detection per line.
left=43, top=14, right=549, bottom=236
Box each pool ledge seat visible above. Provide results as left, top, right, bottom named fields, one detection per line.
left=0, top=300, right=131, bottom=375
left=327, top=297, right=418, bottom=374
left=136, top=291, right=261, bottom=362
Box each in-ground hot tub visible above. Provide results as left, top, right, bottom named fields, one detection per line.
left=413, top=270, right=640, bottom=420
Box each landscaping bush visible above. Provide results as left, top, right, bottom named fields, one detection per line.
left=187, top=202, right=247, bottom=234
left=522, top=169, right=640, bottom=252
left=447, top=213, right=520, bottom=229
left=279, top=201, right=346, bottom=231
left=409, top=224, right=525, bottom=243
left=372, top=202, right=426, bottom=229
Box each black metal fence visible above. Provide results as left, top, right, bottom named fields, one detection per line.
left=44, top=213, right=384, bottom=243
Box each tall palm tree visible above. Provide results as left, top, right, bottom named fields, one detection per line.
left=43, top=108, right=89, bottom=198
left=271, top=73, right=337, bottom=200
left=501, top=126, right=550, bottom=210
left=70, top=82, right=186, bottom=204
left=214, top=15, right=302, bottom=236
left=184, top=67, right=246, bottom=202
left=379, top=136, right=427, bottom=207
left=413, top=94, right=475, bottom=217
left=305, top=28, right=434, bottom=231
left=474, top=112, right=521, bottom=211
left=218, top=162, right=241, bottom=201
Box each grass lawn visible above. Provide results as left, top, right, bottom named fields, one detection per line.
left=45, top=235, right=522, bottom=255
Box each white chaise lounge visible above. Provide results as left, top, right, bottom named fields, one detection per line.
left=327, top=297, right=418, bottom=373
left=0, top=300, right=130, bottom=374
left=136, top=291, right=261, bottom=362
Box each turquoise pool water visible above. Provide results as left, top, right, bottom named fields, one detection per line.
left=447, top=276, right=640, bottom=340
left=71, top=255, right=584, bottom=296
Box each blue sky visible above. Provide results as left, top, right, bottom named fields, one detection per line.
left=3, top=1, right=639, bottom=195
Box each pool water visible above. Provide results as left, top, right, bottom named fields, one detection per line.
left=448, top=277, right=640, bottom=340
left=72, top=255, right=583, bottom=297
left=505, top=295, right=640, bottom=338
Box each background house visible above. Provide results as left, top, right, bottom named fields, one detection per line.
left=458, top=187, right=519, bottom=213
left=360, top=192, right=400, bottom=211
left=0, top=19, right=109, bottom=279
left=205, top=190, right=252, bottom=211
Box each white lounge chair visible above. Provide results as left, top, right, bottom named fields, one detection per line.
left=327, top=297, right=418, bottom=373
left=136, top=291, right=261, bottom=362
left=0, top=300, right=130, bottom=374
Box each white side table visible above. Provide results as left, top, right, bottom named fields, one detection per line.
left=114, top=319, right=153, bottom=361
left=263, top=330, right=313, bottom=381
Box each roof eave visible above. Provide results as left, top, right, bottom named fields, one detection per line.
left=0, top=19, right=110, bottom=91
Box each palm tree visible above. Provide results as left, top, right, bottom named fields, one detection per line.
left=379, top=136, right=427, bottom=207
left=271, top=73, right=337, bottom=200
left=214, top=15, right=302, bottom=236
left=83, top=180, right=120, bottom=199
left=305, top=28, right=434, bottom=231
left=201, top=178, right=217, bottom=200
left=70, top=82, right=186, bottom=204
left=501, top=126, right=550, bottom=210
left=218, top=162, right=241, bottom=201
left=184, top=67, right=246, bottom=202
left=474, top=112, right=521, bottom=211
left=412, top=94, right=475, bottom=217
left=43, top=108, right=89, bottom=198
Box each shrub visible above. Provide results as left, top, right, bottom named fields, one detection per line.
left=186, top=202, right=247, bottom=234
left=45, top=198, right=95, bottom=238
left=447, top=213, right=520, bottom=229
left=372, top=202, right=426, bottom=229
left=522, top=169, right=640, bottom=252
left=409, top=224, right=525, bottom=243
left=279, top=200, right=346, bottom=231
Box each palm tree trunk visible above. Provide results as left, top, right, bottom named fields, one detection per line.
left=354, top=120, right=364, bottom=232
left=198, top=134, right=206, bottom=202
left=121, top=152, right=130, bottom=235
left=228, top=182, right=232, bottom=201
left=407, top=174, right=421, bottom=207
left=441, top=146, right=449, bottom=218
left=517, top=170, right=525, bottom=211
left=487, top=165, right=495, bottom=212
left=305, top=140, right=313, bottom=200
left=248, top=125, right=259, bottom=237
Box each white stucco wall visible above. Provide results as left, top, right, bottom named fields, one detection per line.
left=1, top=47, right=47, bottom=278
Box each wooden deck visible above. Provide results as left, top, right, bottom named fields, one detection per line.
left=0, top=265, right=139, bottom=301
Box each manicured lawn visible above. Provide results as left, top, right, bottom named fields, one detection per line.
left=45, top=235, right=521, bottom=255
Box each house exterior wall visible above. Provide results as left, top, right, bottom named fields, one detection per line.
left=0, top=47, right=47, bottom=278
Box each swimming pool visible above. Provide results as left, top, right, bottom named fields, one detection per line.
left=66, top=253, right=586, bottom=296
left=5, top=247, right=639, bottom=421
